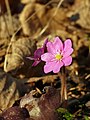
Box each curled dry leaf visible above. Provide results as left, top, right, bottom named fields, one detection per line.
left=0, top=69, right=30, bottom=113
left=20, top=86, right=61, bottom=120
left=19, top=2, right=67, bottom=37
left=4, top=37, right=36, bottom=72
left=19, top=3, right=43, bottom=36
left=0, top=106, right=30, bottom=120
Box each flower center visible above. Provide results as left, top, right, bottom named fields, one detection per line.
left=55, top=53, right=62, bottom=60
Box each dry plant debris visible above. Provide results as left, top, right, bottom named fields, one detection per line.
left=20, top=86, right=60, bottom=120
left=4, top=37, right=36, bottom=72
left=0, top=69, right=30, bottom=113
left=0, top=0, right=90, bottom=119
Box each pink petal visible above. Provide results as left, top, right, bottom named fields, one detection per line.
left=41, top=53, right=54, bottom=62
left=44, top=61, right=55, bottom=73
left=34, top=48, right=44, bottom=58
left=32, top=60, right=41, bottom=66
left=43, top=38, right=48, bottom=48
left=63, top=48, right=73, bottom=57
left=53, top=37, right=63, bottom=52
left=53, top=61, right=63, bottom=73
left=64, top=39, right=72, bottom=51
left=62, top=56, right=72, bottom=66
left=47, top=42, right=56, bottom=54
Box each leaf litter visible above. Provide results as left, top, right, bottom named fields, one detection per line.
left=0, top=0, right=90, bottom=119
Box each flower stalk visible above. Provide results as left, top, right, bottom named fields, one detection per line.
left=60, top=67, right=67, bottom=104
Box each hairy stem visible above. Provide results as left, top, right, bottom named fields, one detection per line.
left=58, top=67, right=67, bottom=104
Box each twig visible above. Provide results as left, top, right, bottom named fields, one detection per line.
left=5, top=0, right=14, bottom=35
left=0, top=3, right=11, bottom=38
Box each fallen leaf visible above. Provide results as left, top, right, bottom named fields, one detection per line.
left=19, top=2, right=67, bottom=37
left=4, top=37, right=36, bottom=72
left=20, top=86, right=60, bottom=120
left=1, top=106, right=30, bottom=120
left=0, top=69, right=30, bottom=112
left=67, top=0, right=90, bottom=30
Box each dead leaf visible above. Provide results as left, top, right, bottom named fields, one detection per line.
left=4, top=37, right=36, bottom=72
left=0, top=69, right=30, bottom=113
left=1, top=106, right=30, bottom=120
left=19, top=2, right=67, bottom=37
left=20, top=86, right=60, bottom=120
left=0, top=14, right=20, bottom=38
left=19, top=3, right=43, bottom=36
left=67, top=0, right=90, bottom=30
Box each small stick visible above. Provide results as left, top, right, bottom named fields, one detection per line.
left=5, top=0, right=14, bottom=35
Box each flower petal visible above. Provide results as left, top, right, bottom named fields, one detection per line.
left=41, top=53, right=54, bottom=62
left=47, top=42, right=56, bottom=54
left=27, top=57, right=35, bottom=60
left=44, top=61, right=55, bottom=73
left=53, top=37, right=63, bottom=52
left=62, top=56, right=72, bottom=66
left=64, top=39, right=72, bottom=51
left=32, top=60, right=41, bottom=66
left=53, top=61, right=63, bottom=73
left=63, top=48, right=73, bottom=57
left=43, top=38, right=48, bottom=48
left=34, top=48, right=44, bottom=58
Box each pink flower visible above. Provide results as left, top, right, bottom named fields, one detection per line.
left=27, top=39, right=48, bottom=66
left=41, top=37, right=73, bottom=73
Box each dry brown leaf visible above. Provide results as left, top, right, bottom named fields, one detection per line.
left=0, top=69, right=30, bottom=113
left=0, top=14, right=20, bottom=38
left=20, top=86, right=60, bottom=120
left=67, top=0, right=90, bottom=30
left=19, top=3, right=43, bottom=36
left=4, top=37, right=36, bottom=72
left=75, top=0, right=90, bottom=29
left=1, top=106, right=30, bottom=120
left=19, top=2, right=67, bottom=37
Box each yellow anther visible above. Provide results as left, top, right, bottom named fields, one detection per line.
left=55, top=53, right=62, bottom=60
